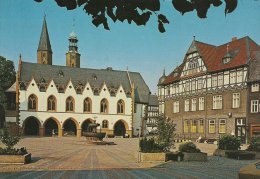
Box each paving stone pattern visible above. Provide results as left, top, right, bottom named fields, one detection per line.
left=0, top=137, right=257, bottom=179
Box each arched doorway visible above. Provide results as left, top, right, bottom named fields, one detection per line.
left=44, top=118, right=59, bottom=136
left=82, top=119, right=93, bottom=134
left=24, top=117, right=40, bottom=136
left=63, top=118, right=77, bottom=136
left=114, top=120, right=126, bottom=136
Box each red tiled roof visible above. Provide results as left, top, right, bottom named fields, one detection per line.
left=162, top=36, right=260, bottom=85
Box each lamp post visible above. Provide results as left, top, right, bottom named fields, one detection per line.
left=137, top=128, right=141, bottom=163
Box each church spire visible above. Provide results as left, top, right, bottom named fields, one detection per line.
left=37, top=15, right=52, bottom=65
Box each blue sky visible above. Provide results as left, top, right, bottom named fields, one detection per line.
left=0, top=0, right=259, bottom=93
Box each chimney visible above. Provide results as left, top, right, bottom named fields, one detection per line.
left=231, top=37, right=237, bottom=41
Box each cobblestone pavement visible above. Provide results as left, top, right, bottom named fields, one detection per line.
left=0, top=137, right=257, bottom=179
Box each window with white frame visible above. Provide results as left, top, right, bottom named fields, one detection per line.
left=251, top=100, right=259, bottom=113
left=252, top=83, right=259, bottom=92
left=191, top=80, right=196, bottom=91
left=173, top=85, right=176, bottom=94
left=230, top=71, right=236, bottom=84
left=213, top=95, right=222, bottom=109
left=199, top=97, right=205, bottom=110
left=237, top=71, right=243, bottom=83
left=167, top=86, right=170, bottom=95
left=184, top=100, right=189, bottom=112
left=191, top=120, right=197, bottom=133
left=212, top=76, right=218, bottom=87
left=209, top=120, right=215, bottom=133
left=185, top=81, right=190, bottom=92
left=198, top=119, right=204, bottom=133
left=191, top=98, right=197, bottom=111
left=232, top=93, right=240, bottom=108
left=218, top=75, right=224, bottom=86
left=173, top=101, right=179, bottom=113
left=219, top=119, right=226, bottom=133
left=184, top=120, right=189, bottom=133
left=198, top=79, right=203, bottom=89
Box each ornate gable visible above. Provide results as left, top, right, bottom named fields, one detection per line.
left=181, top=41, right=207, bottom=77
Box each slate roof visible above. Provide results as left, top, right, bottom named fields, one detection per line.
left=37, top=16, right=52, bottom=52
left=248, top=51, right=260, bottom=82
left=19, top=62, right=150, bottom=104
left=162, top=36, right=260, bottom=85
left=148, top=95, right=159, bottom=106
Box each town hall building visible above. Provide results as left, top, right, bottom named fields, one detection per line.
left=5, top=17, right=153, bottom=138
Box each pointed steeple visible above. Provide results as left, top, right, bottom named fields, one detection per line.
left=37, top=15, right=52, bottom=65
left=38, top=15, right=52, bottom=52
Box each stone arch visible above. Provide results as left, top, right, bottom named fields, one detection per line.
left=62, top=118, right=79, bottom=136
left=113, top=119, right=129, bottom=137
left=81, top=118, right=94, bottom=133
left=23, top=116, right=41, bottom=136
left=43, top=117, right=61, bottom=136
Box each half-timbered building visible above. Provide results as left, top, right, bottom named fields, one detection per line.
left=158, top=37, right=260, bottom=142
left=247, top=51, right=260, bottom=138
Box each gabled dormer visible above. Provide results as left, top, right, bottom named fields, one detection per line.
left=181, top=40, right=207, bottom=77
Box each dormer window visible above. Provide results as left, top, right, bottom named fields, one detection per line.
left=223, top=56, right=231, bottom=64
left=223, top=51, right=232, bottom=64
left=58, top=70, right=64, bottom=77
left=94, top=88, right=99, bottom=95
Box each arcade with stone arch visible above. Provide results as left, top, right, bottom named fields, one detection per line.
left=21, top=116, right=131, bottom=138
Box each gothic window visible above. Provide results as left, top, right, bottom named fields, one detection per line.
left=100, top=98, right=108, bottom=113
left=28, top=94, right=37, bottom=110
left=47, top=95, right=56, bottom=111
left=83, top=98, right=92, bottom=112
left=66, top=96, right=74, bottom=112
left=102, top=120, right=108, bottom=128
left=117, top=99, right=124, bottom=114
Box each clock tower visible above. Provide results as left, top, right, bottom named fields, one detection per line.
left=66, top=31, right=80, bottom=68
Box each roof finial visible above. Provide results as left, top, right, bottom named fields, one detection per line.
left=163, top=67, right=165, bottom=76
left=72, top=17, right=75, bottom=32
left=193, top=36, right=196, bottom=41
left=19, top=53, right=22, bottom=61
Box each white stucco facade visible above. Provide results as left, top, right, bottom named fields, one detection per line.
left=19, top=78, right=133, bottom=137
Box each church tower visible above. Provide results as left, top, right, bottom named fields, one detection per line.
left=66, top=31, right=80, bottom=68
left=37, top=16, right=52, bottom=65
